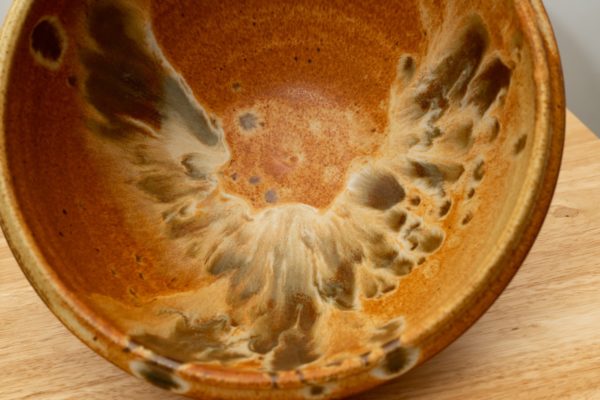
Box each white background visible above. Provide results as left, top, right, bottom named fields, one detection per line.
left=1, top=0, right=598, bottom=135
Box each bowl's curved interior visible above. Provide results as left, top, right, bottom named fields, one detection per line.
left=1, top=0, right=561, bottom=396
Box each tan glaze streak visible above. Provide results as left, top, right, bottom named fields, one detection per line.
left=0, top=0, right=564, bottom=398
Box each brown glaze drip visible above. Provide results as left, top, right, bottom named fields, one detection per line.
left=467, top=57, right=512, bottom=115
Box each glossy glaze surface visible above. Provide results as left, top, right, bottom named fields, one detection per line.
left=0, top=0, right=564, bottom=398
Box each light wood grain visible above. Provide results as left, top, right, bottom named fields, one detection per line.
left=1, top=111, right=599, bottom=400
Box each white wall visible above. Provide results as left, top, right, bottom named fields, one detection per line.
left=0, top=0, right=598, bottom=135
left=544, top=0, right=600, bottom=135
left=0, top=1, right=8, bottom=28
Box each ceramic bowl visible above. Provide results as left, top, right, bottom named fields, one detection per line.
left=0, top=0, right=564, bottom=398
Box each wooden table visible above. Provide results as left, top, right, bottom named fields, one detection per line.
left=1, top=112, right=599, bottom=400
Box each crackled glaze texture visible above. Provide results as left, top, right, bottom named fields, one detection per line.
left=2, top=0, right=563, bottom=398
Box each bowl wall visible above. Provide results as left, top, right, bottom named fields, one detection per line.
left=0, top=0, right=564, bottom=398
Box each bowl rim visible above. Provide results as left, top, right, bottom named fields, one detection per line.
left=0, top=0, right=565, bottom=395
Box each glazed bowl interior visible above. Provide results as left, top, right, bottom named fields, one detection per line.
left=0, top=0, right=563, bottom=398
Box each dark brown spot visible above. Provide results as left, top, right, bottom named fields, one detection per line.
left=372, top=244, right=399, bottom=270
left=467, top=57, right=512, bottom=115
left=514, top=134, right=527, bottom=155
left=265, top=189, right=278, bottom=203
left=488, top=118, right=501, bottom=142
left=403, top=55, right=414, bottom=71
left=410, top=196, right=421, bottom=206
left=439, top=200, right=452, bottom=217
left=249, top=176, right=261, bottom=185
left=473, top=160, right=485, bottom=181
left=380, top=279, right=396, bottom=293
left=400, top=55, right=416, bottom=80
left=31, top=18, right=64, bottom=62
left=408, top=237, right=419, bottom=250
left=405, top=221, right=421, bottom=236
left=382, top=346, right=411, bottom=375
left=386, top=210, right=407, bottom=231
left=137, top=363, right=181, bottom=391
left=391, top=257, right=414, bottom=276
left=420, top=232, right=444, bottom=253
left=462, top=213, right=473, bottom=225
left=232, top=82, right=241, bottom=91
left=358, top=172, right=405, bottom=210
left=309, top=385, right=325, bottom=396
left=467, top=188, right=476, bottom=198
left=239, top=112, right=258, bottom=130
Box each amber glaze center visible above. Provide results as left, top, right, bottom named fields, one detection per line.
left=218, top=85, right=384, bottom=209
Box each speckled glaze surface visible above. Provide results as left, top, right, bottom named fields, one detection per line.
left=0, top=0, right=564, bottom=398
